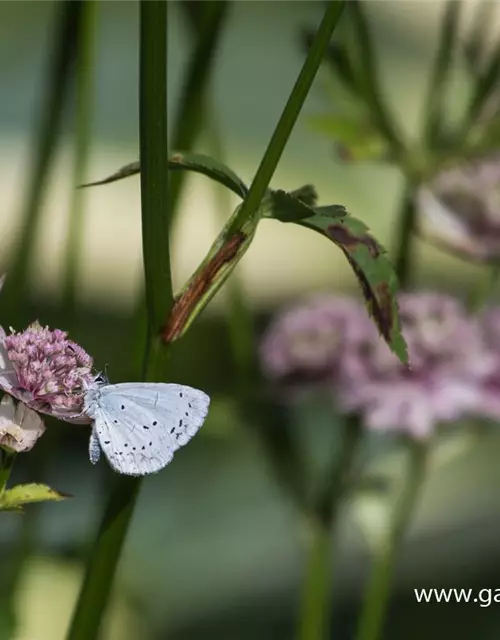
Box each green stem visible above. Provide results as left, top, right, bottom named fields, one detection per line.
left=0, top=450, right=16, bottom=494
left=3, top=1, right=84, bottom=317
left=422, top=1, right=461, bottom=146
left=355, top=441, right=429, bottom=640
left=169, top=0, right=230, bottom=225
left=66, top=4, right=171, bottom=639
left=131, top=0, right=229, bottom=378
left=62, top=0, right=96, bottom=320
left=391, top=186, right=416, bottom=287
left=348, top=0, right=405, bottom=157
left=298, top=416, right=362, bottom=640
left=230, top=0, right=346, bottom=233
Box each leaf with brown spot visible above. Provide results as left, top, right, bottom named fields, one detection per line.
left=264, top=190, right=408, bottom=365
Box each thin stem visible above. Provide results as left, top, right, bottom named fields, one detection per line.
left=391, top=186, right=416, bottom=287
left=207, top=115, right=255, bottom=393
left=0, top=450, right=16, bottom=494
left=66, top=4, right=171, bottom=639
left=355, top=442, right=429, bottom=640
left=230, top=0, right=346, bottom=233
left=62, top=0, right=96, bottom=319
left=169, top=1, right=230, bottom=225
left=298, top=416, right=362, bottom=640
left=423, top=1, right=461, bottom=146
left=348, top=0, right=405, bottom=157
left=298, top=517, right=331, bottom=640
left=3, top=1, right=83, bottom=317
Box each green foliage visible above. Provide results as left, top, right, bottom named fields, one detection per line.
left=0, top=483, right=69, bottom=512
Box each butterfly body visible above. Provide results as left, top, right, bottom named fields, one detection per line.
left=84, top=382, right=210, bottom=476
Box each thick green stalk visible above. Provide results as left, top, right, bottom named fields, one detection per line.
left=298, top=416, right=362, bottom=640
left=131, top=0, right=229, bottom=378
left=354, top=442, right=429, bottom=640
left=230, top=0, right=346, bottom=233
left=3, top=1, right=83, bottom=317
left=66, top=4, right=171, bottom=639
left=62, top=0, right=96, bottom=319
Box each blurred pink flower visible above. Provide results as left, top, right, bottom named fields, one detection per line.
left=416, top=155, right=500, bottom=262
left=259, top=295, right=371, bottom=390
left=260, top=292, right=493, bottom=440
left=0, top=322, right=95, bottom=424
left=0, top=395, right=45, bottom=452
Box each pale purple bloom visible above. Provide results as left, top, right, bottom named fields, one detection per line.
left=260, top=292, right=492, bottom=440
left=259, top=295, right=371, bottom=390
left=0, top=322, right=95, bottom=424
left=0, top=395, right=45, bottom=452
left=417, top=154, right=500, bottom=262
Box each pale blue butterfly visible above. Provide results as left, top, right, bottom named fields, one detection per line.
left=83, top=376, right=210, bottom=476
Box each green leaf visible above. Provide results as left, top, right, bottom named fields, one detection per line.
left=81, top=151, right=248, bottom=199
left=0, top=483, right=70, bottom=511
left=308, top=114, right=388, bottom=162
left=264, top=188, right=346, bottom=223
left=265, top=190, right=408, bottom=365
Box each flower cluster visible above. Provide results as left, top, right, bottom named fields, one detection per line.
left=0, top=320, right=95, bottom=452
left=260, top=292, right=500, bottom=440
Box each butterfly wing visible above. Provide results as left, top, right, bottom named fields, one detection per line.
left=98, top=383, right=210, bottom=451
left=92, top=383, right=209, bottom=476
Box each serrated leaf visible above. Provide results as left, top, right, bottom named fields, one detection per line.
left=265, top=191, right=408, bottom=365
left=264, top=189, right=346, bottom=223
left=308, top=114, right=388, bottom=162
left=0, top=483, right=70, bottom=511
left=81, top=152, right=248, bottom=199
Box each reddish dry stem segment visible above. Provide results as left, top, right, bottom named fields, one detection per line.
left=161, top=232, right=246, bottom=343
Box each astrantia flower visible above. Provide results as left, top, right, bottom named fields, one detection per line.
left=341, top=293, right=495, bottom=439
left=0, top=322, right=95, bottom=423
left=259, top=295, right=371, bottom=391
left=260, top=292, right=491, bottom=440
left=0, top=395, right=45, bottom=452
left=416, top=155, right=500, bottom=262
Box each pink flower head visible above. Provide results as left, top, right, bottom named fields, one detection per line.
left=260, top=292, right=492, bottom=440
left=259, top=295, right=371, bottom=391
left=0, top=322, right=95, bottom=423
left=0, top=395, right=45, bottom=452
left=339, top=292, right=493, bottom=439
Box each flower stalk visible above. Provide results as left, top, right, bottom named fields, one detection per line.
left=67, top=3, right=171, bottom=639
left=354, top=442, right=429, bottom=640
left=298, top=416, right=363, bottom=640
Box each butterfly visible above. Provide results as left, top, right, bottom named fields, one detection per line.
left=83, top=379, right=210, bottom=476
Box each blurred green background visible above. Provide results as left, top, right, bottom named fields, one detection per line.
left=2, top=1, right=500, bottom=639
